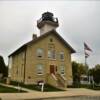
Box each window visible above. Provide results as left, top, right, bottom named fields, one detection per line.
left=37, top=48, right=44, bottom=58
left=48, top=50, right=56, bottom=59
left=36, top=64, right=44, bottom=75
left=48, top=50, right=52, bottom=58
left=52, top=50, right=56, bottom=59
left=50, top=38, right=53, bottom=42
left=60, top=52, right=64, bottom=61
left=60, top=65, right=65, bottom=75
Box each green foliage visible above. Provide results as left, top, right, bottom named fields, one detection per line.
left=89, top=64, right=100, bottom=84
left=72, top=61, right=80, bottom=87
left=0, top=56, right=8, bottom=78
left=0, top=85, right=25, bottom=93
left=93, top=64, right=100, bottom=84
left=72, top=61, right=88, bottom=87
left=78, top=63, right=88, bottom=75
left=88, top=68, right=94, bottom=76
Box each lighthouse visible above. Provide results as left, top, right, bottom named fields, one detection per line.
left=37, top=12, right=59, bottom=35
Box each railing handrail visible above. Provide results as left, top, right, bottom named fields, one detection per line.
left=57, top=73, right=66, bottom=82
left=37, top=17, right=58, bottom=24
left=51, top=73, right=57, bottom=81
left=60, top=74, right=66, bottom=81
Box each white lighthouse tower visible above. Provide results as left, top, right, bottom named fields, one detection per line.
left=37, top=12, right=59, bottom=35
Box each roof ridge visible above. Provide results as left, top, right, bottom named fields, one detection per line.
left=9, top=30, right=75, bottom=57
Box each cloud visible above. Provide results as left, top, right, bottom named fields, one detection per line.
left=0, top=1, right=100, bottom=67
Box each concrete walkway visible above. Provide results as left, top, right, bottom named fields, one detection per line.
left=0, top=88, right=99, bottom=100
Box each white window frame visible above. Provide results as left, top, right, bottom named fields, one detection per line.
left=48, top=50, right=56, bottom=60
left=60, top=52, right=64, bottom=61
left=36, top=48, right=44, bottom=58
left=60, top=65, right=65, bottom=75
left=48, top=50, right=52, bottom=58
left=36, top=64, right=44, bottom=75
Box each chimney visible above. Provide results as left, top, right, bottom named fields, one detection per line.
left=32, top=34, right=37, bottom=40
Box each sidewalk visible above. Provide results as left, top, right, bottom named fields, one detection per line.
left=0, top=88, right=100, bottom=100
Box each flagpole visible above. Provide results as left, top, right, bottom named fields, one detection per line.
left=84, top=42, right=92, bottom=85
left=84, top=45, right=87, bottom=67
left=85, top=56, right=87, bottom=67
left=84, top=43, right=88, bottom=84
left=84, top=42, right=89, bottom=68
left=84, top=47, right=89, bottom=86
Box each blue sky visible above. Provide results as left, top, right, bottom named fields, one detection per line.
left=0, top=0, right=100, bottom=68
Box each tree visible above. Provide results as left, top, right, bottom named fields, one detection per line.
left=89, top=64, right=100, bottom=85
left=78, top=63, right=88, bottom=75
left=72, top=61, right=88, bottom=87
left=89, top=68, right=94, bottom=76
left=93, top=64, right=100, bottom=84
left=0, top=55, right=8, bottom=78
left=72, top=61, right=80, bottom=87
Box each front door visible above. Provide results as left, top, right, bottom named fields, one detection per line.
left=50, top=65, right=55, bottom=74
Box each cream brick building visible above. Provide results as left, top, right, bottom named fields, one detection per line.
left=8, top=12, right=75, bottom=89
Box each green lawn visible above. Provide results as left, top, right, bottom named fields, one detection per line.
left=0, top=85, right=25, bottom=93
left=10, top=81, right=64, bottom=92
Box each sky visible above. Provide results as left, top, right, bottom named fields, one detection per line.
left=0, top=0, right=100, bottom=68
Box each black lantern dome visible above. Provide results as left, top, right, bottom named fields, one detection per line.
left=42, top=12, right=54, bottom=21
left=37, top=12, right=59, bottom=29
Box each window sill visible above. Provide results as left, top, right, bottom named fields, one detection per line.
left=37, top=57, right=44, bottom=60
left=37, top=74, right=44, bottom=75
left=48, top=58, right=56, bottom=61
left=60, top=59, right=65, bottom=62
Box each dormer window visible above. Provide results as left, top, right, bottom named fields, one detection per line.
left=37, top=48, right=44, bottom=58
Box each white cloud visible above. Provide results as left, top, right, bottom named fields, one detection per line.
left=0, top=1, right=100, bottom=68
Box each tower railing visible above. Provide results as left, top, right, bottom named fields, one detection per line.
left=37, top=17, right=58, bottom=24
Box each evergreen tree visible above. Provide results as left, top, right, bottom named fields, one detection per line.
left=0, top=55, right=8, bottom=78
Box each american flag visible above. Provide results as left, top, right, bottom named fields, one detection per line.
left=85, top=51, right=89, bottom=58
left=84, top=42, right=92, bottom=52
left=84, top=42, right=92, bottom=58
